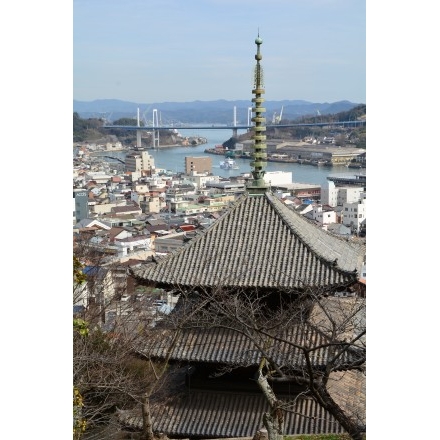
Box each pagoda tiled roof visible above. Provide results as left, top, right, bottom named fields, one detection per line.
left=138, top=323, right=363, bottom=370
left=117, top=367, right=348, bottom=437
left=131, top=191, right=365, bottom=290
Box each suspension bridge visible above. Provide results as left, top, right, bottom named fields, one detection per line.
left=102, top=107, right=365, bottom=148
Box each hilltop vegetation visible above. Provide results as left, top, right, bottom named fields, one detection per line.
left=73, top=113, right=167, bottom=145
left=266, top=104, right=366, bottom=148
left=73, top=98, right=362, bottom=124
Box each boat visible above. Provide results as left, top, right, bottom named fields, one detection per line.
left=219, top=157, right=239, bottom=170
left=311, top=159, right=327, bottom=166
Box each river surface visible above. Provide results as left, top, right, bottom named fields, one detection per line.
left=98, top=128, right=365, bottom=187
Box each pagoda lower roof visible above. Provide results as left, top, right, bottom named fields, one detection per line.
left=131, top=191, right=365, bottom=290
left=118, top=382, right=347, bottom=438
left=138, top=323, right=362, bottom=370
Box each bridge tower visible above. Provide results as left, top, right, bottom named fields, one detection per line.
left=136, top=108, right=142, bottom=149
left=232, top=106, right=238, bottom=137
left=247, top=33, right=268, bottom=194
left=247, top=107, right=252, bottom=131
left=152, top=109, right=160, bottom=149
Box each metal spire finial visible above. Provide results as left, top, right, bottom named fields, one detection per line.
left=247, top=33, right=268, bottom=195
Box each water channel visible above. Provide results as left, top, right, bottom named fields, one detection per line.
left=98, top=128, right=365, bottom=187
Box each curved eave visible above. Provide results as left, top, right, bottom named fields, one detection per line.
left=139, top=325, right=361, bottom=369
left=131, top=192, right=365, bottom=290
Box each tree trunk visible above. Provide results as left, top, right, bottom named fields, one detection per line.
left=141, top=394, right=154, bottom=440
left=256, top=370, right=284, bottom=440
left=263, top=412, right=283, bottom=440
left=313, top=382, right=365, bottom=440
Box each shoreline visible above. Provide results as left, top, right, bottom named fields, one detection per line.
left=204, top=148, right=366, bottom=169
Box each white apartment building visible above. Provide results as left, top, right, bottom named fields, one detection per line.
left=342, top=198, right=366, bottom=234
left=184, top=173, right=220, bottom=189
left=321, top=181, right=338, bottom=206
left=264, top=171, right=292, bottom=186
left=145, top=176, right=168, bottom=189
left=321, top=181, right=366, bottom=207
left=125, top=151, right=156, bottom=173
left=337, top=187, right=365, bottom=206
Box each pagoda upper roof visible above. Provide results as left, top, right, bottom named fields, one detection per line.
left=131, top=191, right=365, bottom=290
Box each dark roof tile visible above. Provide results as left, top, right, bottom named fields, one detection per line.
left=132, top=192, right=365, bottom=290
left=139, top=324, right=361, bottom=369
left=118, top=386, right=346, bottom=437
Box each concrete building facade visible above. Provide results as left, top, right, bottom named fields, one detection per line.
left=342, top=198, right=366, bottom=234
left=321, top=181, right=366, bottom=207
left=74, top=191, right=89, bottom=222
left=185, top=156, right=212, bottom=175
left=184, top=173, right=219, bottom=189
left=125, top=151, right=156, bottom=174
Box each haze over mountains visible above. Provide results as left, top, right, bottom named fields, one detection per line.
left=73, top=99, right=361, bottom=125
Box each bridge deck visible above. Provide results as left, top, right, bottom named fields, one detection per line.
left=103, top=121, right=365, bottom=131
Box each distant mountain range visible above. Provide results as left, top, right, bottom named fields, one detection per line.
left=73, top=99, right=362, bottom=125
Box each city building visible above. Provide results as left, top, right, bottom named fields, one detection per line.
left=239, top=140, right=365, bottom=166
left=184, top=156, right=212, bottom=174
left=271, top=182, right=321, bottom=201
left=321, top=180, right=366, bottom=207
left=125, top=151, right=156, bottom=175
left=264, top=170, right=292, bottom=186
left=183, top=173, right=219, bottom=190
left=306, top=204, right=338, bottom=226
left=342, top=197, right=366, bottom=234
left=74, top=190, right=89, bottom=222
left=205, top=180, right=246, bottom=195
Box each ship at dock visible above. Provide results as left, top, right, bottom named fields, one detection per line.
left=219, top=157, right=239, bottom=170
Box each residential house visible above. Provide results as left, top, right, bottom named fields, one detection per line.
left=304, top=204, right=337, bottom=227
left=114, top=234, right=152, bottom=259
left=73, top=218, right=111, bottom=232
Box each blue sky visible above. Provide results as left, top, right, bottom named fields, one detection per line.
left=73, top=0, right=366, bottom=104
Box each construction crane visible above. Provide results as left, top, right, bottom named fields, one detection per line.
left=272, top=106, right=283, bottom=124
